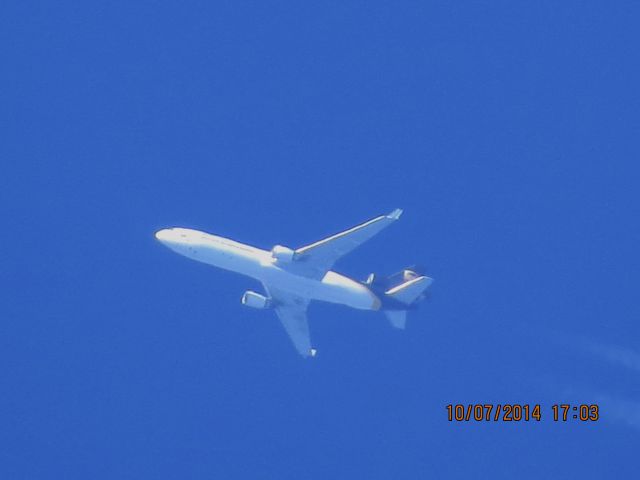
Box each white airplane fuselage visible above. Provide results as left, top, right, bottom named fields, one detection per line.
left=155, top=228, right=381, bottom=310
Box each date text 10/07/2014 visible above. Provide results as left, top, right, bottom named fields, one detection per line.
left=446, top=404, right=599, bottom=422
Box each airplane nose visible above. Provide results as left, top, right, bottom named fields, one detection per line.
left=155, top=229, right=172, bottom=242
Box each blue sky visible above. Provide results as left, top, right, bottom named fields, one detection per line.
left=2, top=1, right=639, bottom=478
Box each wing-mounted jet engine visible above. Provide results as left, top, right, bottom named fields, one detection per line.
left=271, top=245, right=295, bottom=263
left=241, top=290, right=272, bottom=309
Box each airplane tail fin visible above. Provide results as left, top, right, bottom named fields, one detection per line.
left=364, top=266, right=433, bottom=329
left=382, top=275, right=433, bottom=329
left=384, top=310, right=408, bottom=330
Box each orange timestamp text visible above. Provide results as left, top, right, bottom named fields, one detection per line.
left=446, top=404, right=600, bottom=422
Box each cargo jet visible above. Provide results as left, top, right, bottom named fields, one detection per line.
left=155, top=209, right=433, bottom=357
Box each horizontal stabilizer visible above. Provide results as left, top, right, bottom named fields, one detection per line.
left=385, top=276, right=433, bottom=305
left=385, top=310, right=407, bottom=329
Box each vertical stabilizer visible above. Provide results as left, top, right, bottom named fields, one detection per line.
left=385, top=310, right=407, bottom=329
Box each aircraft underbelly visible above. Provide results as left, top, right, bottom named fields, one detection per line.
left=175, top=241, right=378, bottom=310
left=193, top=244, right=265, bottom=276
left=261, top=266, right=378, bottom=310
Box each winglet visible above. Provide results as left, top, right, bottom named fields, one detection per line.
left=388, top=208, right=403, bottom=220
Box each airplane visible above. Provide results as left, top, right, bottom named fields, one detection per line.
left=155, top=209, right=433, bottom=357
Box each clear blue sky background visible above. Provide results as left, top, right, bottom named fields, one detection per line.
left=2, top=1, right=639, bottom=478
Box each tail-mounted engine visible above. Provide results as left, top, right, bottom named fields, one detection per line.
left=271, top=245, right=295, bottom=263
left=241, top=291, right=272, bottom=309
left=364, top=265, right=429, bottom=291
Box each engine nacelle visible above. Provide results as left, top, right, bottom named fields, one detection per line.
left=271, top=244, right=295, bottom=263
left=241, top=290, right=271, bottom=309
left=403, top=269, right=420, bottom=281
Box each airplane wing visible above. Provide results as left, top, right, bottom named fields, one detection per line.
left=292, top=208, right=403, bottom=279
left=263, top=284, right=316, bottom=358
